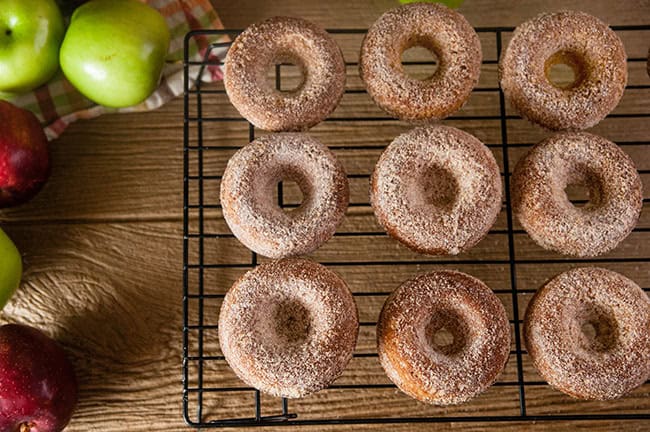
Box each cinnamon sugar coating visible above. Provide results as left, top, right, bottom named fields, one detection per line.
left=219, top=259, right=359, bottom=398
left=360, top=3, right=481, bottom=121
left=220, top=133, right=349, bottom=258
left=524, top=267, right=650, bottom=400
left=370, top=126, right=502, bottom=255
left=499, top=11, right=627, bottom=131
left=377, top=270, right=511, bottom=405
left=511, top=132, right=642, bottom=257
left=224, top=17, right=345, bottom=131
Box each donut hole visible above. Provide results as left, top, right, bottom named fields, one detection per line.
left=564, top=183, right=592, bottom=208
left=575, top=304, right=619, bottom=353
left=424, top=310, right=468, bottom=356
left=400, top=40, right=440, bottom=81
left=432, top=327, right=455, bottom=348
left=561, top=164, right=604, bottom=209
left=411, top=164, right=459, bottom=211
left=273, top=179, right=306, bottom=211
left=547, top=63, right=576, bottom=88
left=272, top=299, right=312, bottom=346
left=264, top=166, right=312, bottom=214
left=544, top=50, right=588, bottom=90
left=264, top=53, right=306, bottom=94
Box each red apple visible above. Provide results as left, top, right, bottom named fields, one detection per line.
left=0, top=101, right=51, bottom=208
left=0, top=324, right=78, bottom=432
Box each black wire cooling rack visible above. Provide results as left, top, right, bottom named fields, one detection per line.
left=183, top=26, right=650, bottom=428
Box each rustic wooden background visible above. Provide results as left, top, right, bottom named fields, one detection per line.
left=0, top=0, right=648, bottom=431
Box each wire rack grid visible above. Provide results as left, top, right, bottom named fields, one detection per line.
left=182, top=26, right=650, bottom=428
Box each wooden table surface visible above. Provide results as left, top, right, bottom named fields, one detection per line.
left=0, top=0, right=648, bottom=431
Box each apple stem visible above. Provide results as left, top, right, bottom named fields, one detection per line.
left=19, top=423, right=32, bottom=432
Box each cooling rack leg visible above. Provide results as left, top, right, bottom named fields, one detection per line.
left=496, top=30, right=527, bottom=418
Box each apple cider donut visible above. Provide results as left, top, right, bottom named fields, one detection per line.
left=511, top=132, right=642, bottom=257
left=370, top=126, right=502, bottom=255
left=377, top=270, right=511, bottom=405
left=219, top=258, right=359, bottom=398
left=224, top=17, right=345, bottom=131
left=360, top=3, right=481, bottom=121
left=220, top=133, right=349, bottom=258
left=525, top=267, right=650, bottom=399
left=500, top=11, right=627, bottom=130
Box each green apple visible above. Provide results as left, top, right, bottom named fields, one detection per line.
left=0, top=0, right=65, bottom=95
left=59, top=0, right=171, bottom=108
left=0, top=228, right=21, bottom=309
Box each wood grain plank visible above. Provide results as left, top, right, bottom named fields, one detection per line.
left=190, top=292, right=531, bottom=328
left=190, top=77, right=648, bottom=121
left=0, top=222, right=187, bottom=431
left=204, top=422, right=650, bottom=432
left=212, top=0, right=650, bottom=28
left=0, top=1, right=646, bottom=431
left=193, top=201, right=650, bottom=238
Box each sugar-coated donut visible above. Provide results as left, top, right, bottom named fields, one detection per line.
left=360, top=3, right=481, bottom=121
left=220, top=133, right=349, bottom=258
left=377, top=270, right=511, bottom=405
left=511, top=132, right=642, bottom=257
left=224, top=17, right=345, bottom=131
left=219, top=259, right=359, bottom=398
left=525, top=267, right=650, bottom=400
left=370, top=126, right=502, bottom=255
left=499, top=11, right=627, bottom=131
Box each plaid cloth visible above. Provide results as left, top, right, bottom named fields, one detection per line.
left=3, top=0, right=227, bottom=140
